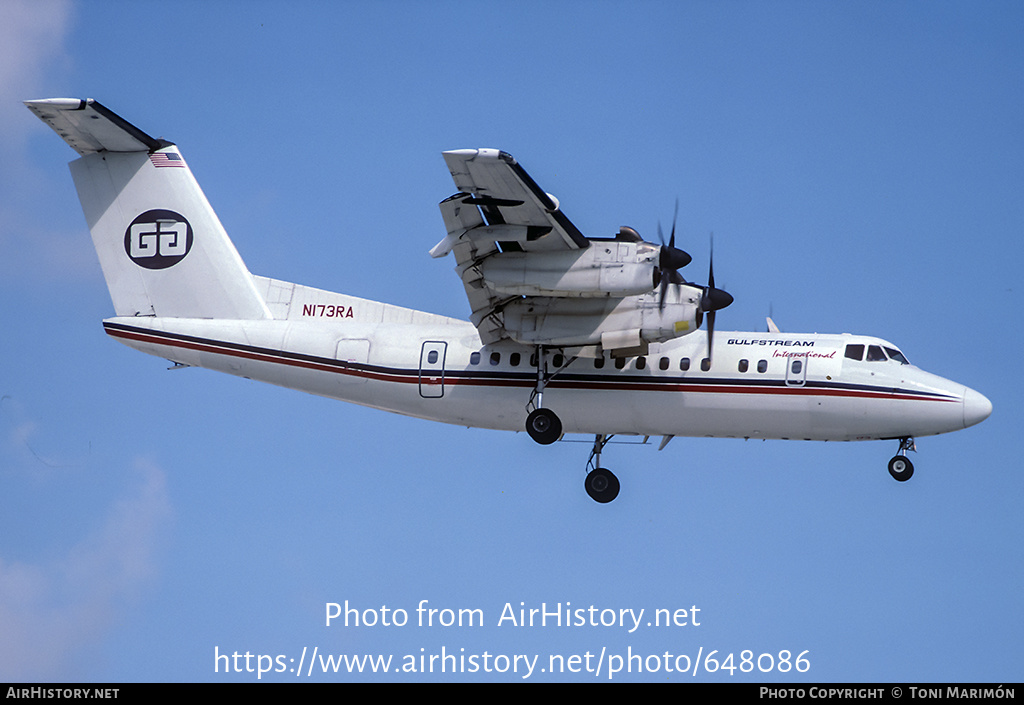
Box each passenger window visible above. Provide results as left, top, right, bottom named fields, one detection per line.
left=594, top=357, right=605, bottom=369
left=700, top=358, right=711, bottom=372
left=427, top=350, right=438, bottom=364
left=636, top=356, right=647, bottom=370
left=844, top=344, right=864, bottom=361
left=553, top=354, right=564, bottom=368
left=738, top=359, right=748, bottom=373
left=680, top=357, right=690, bottom=371
left=510, top=352, right=521, bottom=367
left=866, top=345, right=886, bottom=361
left=757, top=359, right=767, bottom=373
left=615, top=357, right=627, bottom=369
left=791, top=359, right=802, bottom=374
left=490, top=352, right=501, bottom=366
left=470, top=352, right=480, bottom=365
left=659, top=357, right=670, bottom=371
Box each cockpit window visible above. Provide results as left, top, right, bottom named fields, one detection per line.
left=884, top=347, right=910, bottom=365
left=866, top=345, right=887, bottom=361
left=844, top=344, right=864, bottom=361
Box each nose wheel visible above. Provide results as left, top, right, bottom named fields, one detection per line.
left=887, top=437, right=916, bottom=482
left=887, top=455, right=914, bottom=482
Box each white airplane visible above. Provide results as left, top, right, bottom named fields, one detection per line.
left=26, top=98, right=992, bottom=503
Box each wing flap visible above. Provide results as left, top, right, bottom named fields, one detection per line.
left=442, top=149, right=587, bottom=251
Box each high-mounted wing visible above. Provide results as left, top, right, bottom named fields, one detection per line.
left=431, top=149, right=589, bottom=258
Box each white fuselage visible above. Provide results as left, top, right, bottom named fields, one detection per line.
left=101, top=284, right=989, bottom=444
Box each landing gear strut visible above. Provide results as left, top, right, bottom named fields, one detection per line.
left=523, top=348, right=620, bottom=503
left=524, top=346, right=572, bottom=445
left=887, top=437, right=916, bottom=482
left=584, top=434, right=620, bottom=503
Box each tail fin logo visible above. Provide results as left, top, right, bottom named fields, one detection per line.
left=124, top=210, right=193, bottom=269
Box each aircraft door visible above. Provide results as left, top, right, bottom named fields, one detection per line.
left=419, top=341, right=447, bottom=398
left=785, top=355, right=807, bottom=387
left=335, top=339, right=370, bottom=386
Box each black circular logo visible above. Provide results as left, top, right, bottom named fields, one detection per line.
left=124, top=209, right=193, bottom=269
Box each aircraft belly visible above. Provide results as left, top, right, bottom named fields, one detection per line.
left=551, top=387, right=816, bottom=439
left=546, top=385, right=959, bottom=441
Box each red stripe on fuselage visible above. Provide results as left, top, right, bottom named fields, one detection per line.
left=103, top=323, right=959, bottom=404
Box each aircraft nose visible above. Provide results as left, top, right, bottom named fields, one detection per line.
left=962, top=387, right=992, bottom=428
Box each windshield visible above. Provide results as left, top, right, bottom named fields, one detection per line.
left=845, top=342, right=911, bottom=364
left=883, top=346, right=910, bottom=365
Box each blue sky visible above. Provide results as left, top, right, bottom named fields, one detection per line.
left=2, top=0, right=1021, bottom=682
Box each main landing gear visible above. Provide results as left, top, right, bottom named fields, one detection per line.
left=887, top=437, right=916, bottom=482
left=585, top=434, right=620, bottom=503
left=524, top=346, right=571, bottom=445
left=526, top=408, right=561, bottom=445
left=524, top=347, right=618, bottom=503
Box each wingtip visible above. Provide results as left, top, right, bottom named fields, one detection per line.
left=442, top=148, right=505, bottom=161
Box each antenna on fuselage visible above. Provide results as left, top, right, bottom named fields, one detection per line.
left=766, top=304, right=781, bottom=333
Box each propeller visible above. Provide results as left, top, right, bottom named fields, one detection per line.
left=655, top=200, right=692, bottom=310
left=695, top=235, right=733, bottom=361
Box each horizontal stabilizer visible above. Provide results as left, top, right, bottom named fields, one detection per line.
left=24, top=98, right=168, bottom=155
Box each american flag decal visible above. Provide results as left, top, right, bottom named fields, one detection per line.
left=149, top=152, right=185, bottom=168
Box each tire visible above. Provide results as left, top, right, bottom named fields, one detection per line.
left=585, top=467, right=620, bottom=503
left=525, top=408, right=562, bottom=445
left=888, top=455, right=915, bottom=482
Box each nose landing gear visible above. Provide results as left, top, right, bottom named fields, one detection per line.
left=887, top=437, right=916, bottom=482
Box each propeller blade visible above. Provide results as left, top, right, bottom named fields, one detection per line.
left=708, top=238, right=715, bottom=288
left=669, top=199, right=678, bottom=249
left=700, top=236, right=733, bottom=312
left=707, top=309, right=716, bottom=360
left=706, top=245, right=716, bottom=361
left=655, top=201, right=691, bottom=311
left=696, top=235, right=733, bottom=363
left=658, top=259, right=668, bottom=310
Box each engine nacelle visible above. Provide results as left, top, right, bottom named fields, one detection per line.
left=501, top=285, right=703, bottom=351
left=479, top=241, right=659, bottom=298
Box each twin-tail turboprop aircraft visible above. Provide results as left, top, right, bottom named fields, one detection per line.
left=26, top=98, right=992, bottom=503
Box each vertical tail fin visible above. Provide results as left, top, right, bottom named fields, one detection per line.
left=25, top=99, right=270, bottom=320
